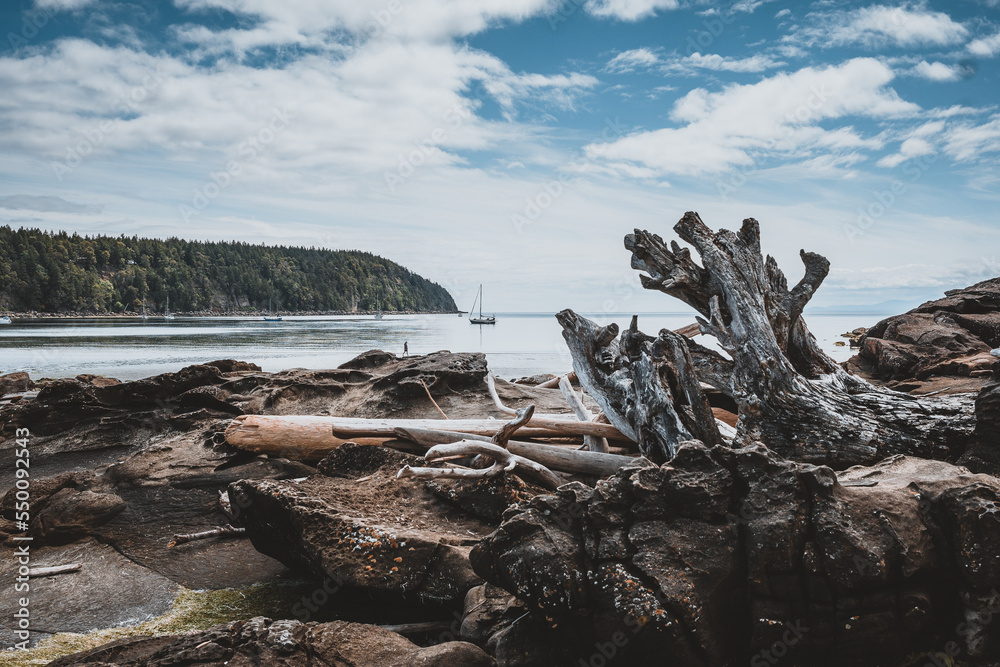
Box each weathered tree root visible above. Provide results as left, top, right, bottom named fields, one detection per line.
left=558, top=311, right=722, bottom=463
left=561, top=212, right=977, bottom=468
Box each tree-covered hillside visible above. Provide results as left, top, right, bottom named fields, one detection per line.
left=0, top=227, right=457, bottom=314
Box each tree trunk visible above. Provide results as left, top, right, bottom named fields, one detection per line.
left=561, top=212, right=976, bottom=468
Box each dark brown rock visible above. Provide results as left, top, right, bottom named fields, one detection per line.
left=471, top=441, right=1000, bottom=666
left=847, top=278, right=1000, bottom=381
left=0, top=371, right=33, bottom=395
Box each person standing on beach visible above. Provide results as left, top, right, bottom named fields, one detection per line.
left=403, top=342, right=408, bottom=357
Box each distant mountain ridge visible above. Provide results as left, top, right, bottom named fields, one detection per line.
left=0, top=226, right=456, bottom=314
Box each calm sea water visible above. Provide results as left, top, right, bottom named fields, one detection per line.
left=0, top=312, right=876, bottom=381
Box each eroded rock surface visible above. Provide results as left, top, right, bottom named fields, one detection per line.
left=847, top=278, right=1000, bottom=384
left=47, top=616, right=494, bottom=666
left=471, top=441, right=1000, bottom=666
left=230, top=443, right=503, bottom=612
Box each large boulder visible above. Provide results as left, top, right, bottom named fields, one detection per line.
left=47, top=616, right=494, bottom=666
left=229, top=444, right=499, bottom=612
left=847, top=278, right=1000, bottom=382
left=470, top=441, right=1000, bottom=666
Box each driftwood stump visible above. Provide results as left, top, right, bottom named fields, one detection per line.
left=559, top=212, right=976, bottom=467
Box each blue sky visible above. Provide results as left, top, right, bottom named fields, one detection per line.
left=1, top=0, right=999, bottom=314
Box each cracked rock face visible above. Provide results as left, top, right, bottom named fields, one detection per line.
left=847, top=278, right=1000, bottom=383
left=47, top=616, right=495, bottom=666
left=470, top=441, right=1000, bottom=666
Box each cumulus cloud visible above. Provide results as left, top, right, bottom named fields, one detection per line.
left=969, top=30, right=1000, bottom=57
left=790, top=4, right=969, bottom=49
left=909, top=60, right=964, bottom=81
left=583, top=0, right=680, bottom=21
left=583, top=58, right=918, bottom=176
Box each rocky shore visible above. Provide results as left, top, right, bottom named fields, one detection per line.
left=4, top=271, right=1000, bottom=666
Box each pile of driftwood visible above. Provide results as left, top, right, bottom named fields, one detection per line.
left=221, top=372, right=663, bottom=489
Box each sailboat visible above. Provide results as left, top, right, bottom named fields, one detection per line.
left=164, top=295, right=175, bottom=320
left=468, top=284, right=496, bottom=325
left=374, top=296, right=383, bottom=320
left=141, top=295, right=148, bottom=320
left=264, top=296, right=282, bottom=322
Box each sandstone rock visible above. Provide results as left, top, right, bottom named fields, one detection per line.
left=0, top=370, right=33, bottom=395
left=847, top=278, right=1000, bottom=382
left=230, top=445, right=495, bottom=609
left=471, top=441, right=1000, bottom=666
left=48, top=617, right=494, bottom=666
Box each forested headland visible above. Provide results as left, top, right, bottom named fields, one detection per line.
left=0, top=226, right=457, bottom=314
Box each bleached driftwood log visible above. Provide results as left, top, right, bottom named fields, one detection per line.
left=562, top=211, right=976, bottom=467
left=394, top=427, right=633, bottom=476
left=558, top=374, right=610, bottom=453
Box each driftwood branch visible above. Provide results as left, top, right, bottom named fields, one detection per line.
left=168, top=525, right=246, bottom=548
left=28, top=563, right=82, bottom=577
left=394, top=427, right=634, bottom=477
left=558, top=375, right=610, bottom=453
left=486, top=372, right=517, bottom=416
left=536, top=371, right=577, bottom=389
left=419, top=379, right=449, bottom=419
left=493, top=405, right=534, bottom=448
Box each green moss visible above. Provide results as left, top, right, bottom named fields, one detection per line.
left=0, top=580, right=314, bottom=667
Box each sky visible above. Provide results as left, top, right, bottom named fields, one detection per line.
left=0, top=0, right=999, bottom=315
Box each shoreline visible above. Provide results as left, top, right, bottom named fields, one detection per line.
left=0, top=309, right=460, bottom=320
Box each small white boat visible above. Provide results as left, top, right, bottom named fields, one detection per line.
left=264, top=296, right=282, bottom=322
left=164, top=295, right=175, bottom=320
left=468, top=284, right=496, bottom=325
left=0, top=316, right=11, bottom=325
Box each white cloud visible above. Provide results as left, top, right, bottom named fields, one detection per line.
left=172, top=0, right=558, bottom=45
left=730, top=0, right=776, bottom=13
left=791, top=4, right=969, bottom=49
left=910, top=60, right=963, bottom=81
left=583, top=58, right=918, bottom=176
left=0, top=37, right=595, bottom=180
left=877, top=136, right=935, bottom=167
left=584, top=0, right=680, bottom=21
left=605, top=47, right=660, bottom=73
left=969, top=30, right=1000, bottom=57
left=662, top=52, right=786, bottom=74
left=775, top=8, right=791, bottom=19
left=943, top=114, right=1000, bottom=161
left=34, top=0, right=97, bottom=9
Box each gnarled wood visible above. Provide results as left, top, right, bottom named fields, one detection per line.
left=621, top=212, right=976, bottom=467
left=558, top=311, right=722, bottom=463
